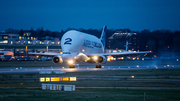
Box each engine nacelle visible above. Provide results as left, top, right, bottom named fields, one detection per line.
left=97, top=56, right=107, bottom=64
left=52, top=56, right=63, bottom=64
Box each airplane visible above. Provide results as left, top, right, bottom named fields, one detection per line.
left=29, top=26, right=150, bottom=68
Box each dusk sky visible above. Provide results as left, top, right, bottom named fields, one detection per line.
left=0, top=0, right=180, bottom=32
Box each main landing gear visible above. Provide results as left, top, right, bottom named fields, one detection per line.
left=96, top=63, right=101, bottom=68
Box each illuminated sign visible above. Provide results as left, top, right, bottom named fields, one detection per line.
left=70, top=77, right=76, bottom=81
left=40, top=78, right=45, bottom=82
left=51, top=77, right=60, bottom=81
left=46, top=78, right=50, bottom=82
left=40, top=77, right=76, bottom=82
left=61, top=77, right=69, bottom=81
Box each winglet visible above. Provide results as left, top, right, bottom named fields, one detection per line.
left=100, top=26, right=107, bottom=49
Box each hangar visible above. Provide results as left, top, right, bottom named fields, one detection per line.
left=0, top=51, right=14, bottom=60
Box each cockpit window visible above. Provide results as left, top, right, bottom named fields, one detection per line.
left=63, top=52, right=71, bottom=54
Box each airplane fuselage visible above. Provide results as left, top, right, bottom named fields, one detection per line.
left=61, top=30, right=104, bottom=61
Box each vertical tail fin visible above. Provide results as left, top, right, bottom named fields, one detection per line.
left=126, top=41, right=129, bottom=51
left=100, top=26, right=107, bottom=50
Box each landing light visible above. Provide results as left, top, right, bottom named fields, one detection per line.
left=93, top=56, right=98, bottom=60
left=68, top=60, right=74, bottom=64
left=107, top=58, right=111, bottom=61
left=119, top=57, right=124, bottom=60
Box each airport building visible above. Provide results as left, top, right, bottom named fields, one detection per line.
left=108, top=32, right=139, bottom=51
left=0, top=51, right=14, bottom=56
left=0, top=51, right=14, bottom=60
left=0, top=33, right=19, bottom=45
left=0, top=32, right=60, bottom=46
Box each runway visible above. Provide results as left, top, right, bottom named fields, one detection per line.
left=1, top=87, right=180, bottom=90
left=0, top=64, right=180, bottom=74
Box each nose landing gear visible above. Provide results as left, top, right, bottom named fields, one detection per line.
left=69, top=64, right=75, bottom=68
left=96, top=63, right=101, bottom=68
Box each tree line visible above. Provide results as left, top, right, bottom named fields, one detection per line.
left=3, top=27, right=180, bottom=56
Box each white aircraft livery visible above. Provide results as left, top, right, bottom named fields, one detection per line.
left=29, top=26, right=150, bottom=68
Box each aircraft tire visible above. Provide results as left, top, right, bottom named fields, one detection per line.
left=69, top=65, right=75, bottom=68
left=96, top=65, right=101, bottom=68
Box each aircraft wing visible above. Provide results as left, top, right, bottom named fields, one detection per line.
left=28, top=52, right=61, bottom=56
left=87, top=51, right=150, bottom=56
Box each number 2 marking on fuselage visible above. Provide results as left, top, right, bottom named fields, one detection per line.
left=64, top=38, right=72, bottom=45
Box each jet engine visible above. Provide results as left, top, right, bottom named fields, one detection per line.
left=96, top=56, right=107, bottom=64
left=52, top=56, right=63, bottom=64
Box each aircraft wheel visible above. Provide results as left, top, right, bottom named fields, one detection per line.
left=96, top=64, right=101, bottom=68
left=69, top=65, right=75, bottom=68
